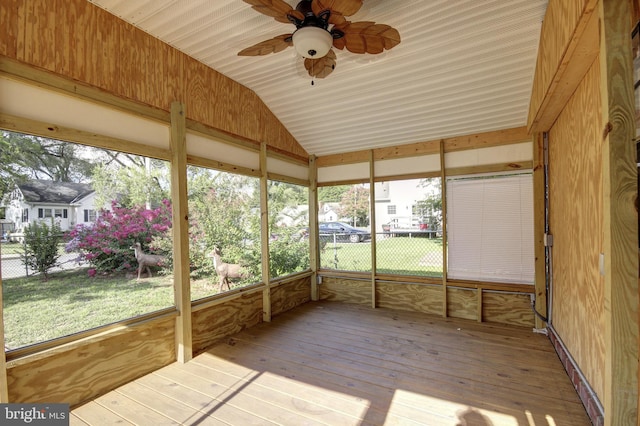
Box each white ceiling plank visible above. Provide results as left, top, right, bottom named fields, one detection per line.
left=87, top=0, right=547, bottom=157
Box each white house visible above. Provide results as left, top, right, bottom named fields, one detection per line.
left=374, top=179, right=440, bottom=232
left=2, top=180, right=97, bottom=233
left=318, top=202, right=339, bottom=223
left=276, top=205, right=309, bottom=228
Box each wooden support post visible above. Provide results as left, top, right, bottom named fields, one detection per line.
left=532, top=132, right=547, bottom=329
left=309, top=155, right=319, bottom=301
left=170, top=102, right=192, bottom=363
left=598, top=1, right=639, bottom=424
left=0, top=266, right=9, bottom=402
left=440, top=140, right=448, bottom=317
left=370, top=150, right=377, bottom=309
left=260, top=143, right=271, bottom=322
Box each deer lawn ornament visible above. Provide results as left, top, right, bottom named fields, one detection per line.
left=131, top=242, right=166, bottom=281
left=210, top=246, right=247, bottom=291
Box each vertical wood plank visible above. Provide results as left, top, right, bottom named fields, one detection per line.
left=26, top=0, right=56, bottom=72
left=0, top=267, right=9, bottom=402
left=533, top=132, right=547, bottom=329
left=370, top=150, right=377, bottom=309
left=170, top=102, right=192, bottom=363
left=528, top=0, right=595, bottom=129
left=599, top=0, right=639, bottom=424
left=440, top=140, right=448, bottom=317
left=309, top=155, right=319, bottom=301
left=476, top=289, right=483, bottom=323
left=260, top=143, right=271, bottom=322
left=0, top=0, right=19, bottom=58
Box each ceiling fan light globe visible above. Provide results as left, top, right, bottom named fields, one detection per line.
left=292, top=26, right=333, bottom=59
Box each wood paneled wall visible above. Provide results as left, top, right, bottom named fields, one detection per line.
left=192, top=291, right=265, bottom=356
left=192, top=279, right=311, bottom=355
left=271, top=278, right=311, bottom=317
left=528, top=0, right=597, bottom=129
left=0, top=0, right=307, bottom=159
left=6, top=315, right=176, bottom=407
left=320, top=278, right=535, bottom=328
left=549, top=56, right=605, bottom=402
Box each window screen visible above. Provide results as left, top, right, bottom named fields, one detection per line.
left=446, top=173, right=534, bottom=284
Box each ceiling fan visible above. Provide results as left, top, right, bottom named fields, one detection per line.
left=238, top=0, right=401, bottom=80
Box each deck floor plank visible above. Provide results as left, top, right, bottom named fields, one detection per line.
left=72, top=401, right=133, bottom=425
left=72, top=301, right=590, bottom=425
left=137, top=372, right=278, bottom=426
left=233, top=314, right=577, bottom=398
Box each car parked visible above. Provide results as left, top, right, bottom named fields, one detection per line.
left=319, top=222, right=371, bottom=243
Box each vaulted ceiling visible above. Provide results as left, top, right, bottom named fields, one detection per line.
left=87, top=0, right=547, bottom=156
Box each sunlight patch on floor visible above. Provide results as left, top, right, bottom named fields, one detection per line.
left=387, top=389, right=519, bottom=425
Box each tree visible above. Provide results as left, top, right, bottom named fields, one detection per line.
left=186, top=170, right=260, bottom=280
left=318, top=185, right=349, bottom=203
left=0, top=131, right=95, bottom=200
left=91, top=154, right=170, bottom=210
left=338, top=185, right=370, bottom=227
left=22, top=220, right=63, bottom=280
left=415, top=178, right=442, bottom=230
left=266, top=181, right=309, bottom=277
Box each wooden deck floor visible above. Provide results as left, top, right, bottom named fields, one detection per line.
left=71, top=301, right=590, bottom=425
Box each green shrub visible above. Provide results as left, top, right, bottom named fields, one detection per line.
left=21, top=220, right=63, bottom=280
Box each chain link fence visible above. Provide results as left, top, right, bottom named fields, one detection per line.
left=319, top=231, right=444, bottom=277
left=1, top=233, right=84, bottom=280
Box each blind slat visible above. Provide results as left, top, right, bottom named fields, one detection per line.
left=446, top=173, right=534, bottom=284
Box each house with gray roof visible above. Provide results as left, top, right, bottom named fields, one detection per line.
left=1, top=180, right=97, bottom=233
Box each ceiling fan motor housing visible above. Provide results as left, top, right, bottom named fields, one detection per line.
left=289, top=0, right=334, bottom=58
left=292, top=26, right=333, bottom=58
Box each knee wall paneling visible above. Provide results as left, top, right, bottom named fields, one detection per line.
left=321, top=278, right=534, bottom=327
left=271, top=278, right=311, bottom=317
left=6, top=315, right=176, bottom=407
left=192, top=292, right=263, bottom=355
left=320, top=277, right=372, bottom=305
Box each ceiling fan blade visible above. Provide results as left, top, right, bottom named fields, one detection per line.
left=243, top=0, right=302, bottom=24
left=304, top=49, right=337, bottom=78
left=334, top=21, right=401, bottom=54
left=311, top=0, right=363, bottom=17
left=238, top=34, right=293, bottom=56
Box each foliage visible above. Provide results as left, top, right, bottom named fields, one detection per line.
left=21, top=220, right=63, bottom=280
left=186, top=169, right=260, bottom=279
left=266, top=181, right=310, bottom=278
left=91, top=156, right=170, bottom=210
left=0, top=131, right=95, bottom=200
left=318, top=185, right=349, bottom=203
left=268, top=230, right=310, bottom=277
left=415, top=178, right=442, bottom=229
left=65, top=200, right=172, bottom=274
left=338, top=184, right=370, bottom=227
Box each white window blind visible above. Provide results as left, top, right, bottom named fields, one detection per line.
left=446, top=173, right=534, bottom=284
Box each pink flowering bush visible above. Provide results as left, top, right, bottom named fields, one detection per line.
left=66, top=200, right=172, bottom=274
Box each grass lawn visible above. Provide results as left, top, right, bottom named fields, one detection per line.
left=4, top=238, right=443, bottom=350
left=321, top=236, right=444, bottom=276
left=0, top=242, right=24, bottom=256
left=0, top=241, right=69, bottom=256
left=2, top=268, right=223, bottom=350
